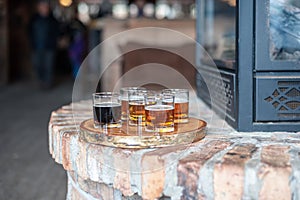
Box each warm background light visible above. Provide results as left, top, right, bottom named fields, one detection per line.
left=222, top=0, right=236, bottom=7
left=59, top=0, right=73, bottom=7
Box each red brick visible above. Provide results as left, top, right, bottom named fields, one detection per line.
left=178, top=140, right=232, bottom=199
left=259, top=145, right=291, bottom=200
left=62, top=131, right=78, bottom=171
left=214, top=144, right=257, bottom=200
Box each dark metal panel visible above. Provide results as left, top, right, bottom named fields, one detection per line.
left=255, top=73, right=300, bottom=122
left=196, top=65, right=237, bottom=128
left=196, top=0, right=205, bottom=68
left=195, top=0, right=300, bottom=132
left=255, top=0, right=300, bottom=71
left=253, top=123, right=300, bottom=132
left=236, top=0, right=254, bottom=131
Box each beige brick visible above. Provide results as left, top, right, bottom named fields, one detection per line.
left=51, top=126, right=76, bottom=164
left=48, top=123, right=54, bottom=155
left=98, top=182, right=115, bottom=200
left=214, top=144, right=257, bottom=200
left=70, top=184, right=85, bottom=200
left=259, top=145, right=291, bottom=200
left=69, top=171, right=109, bottom=199
left=76, top=138, right=89, bottom=179
left=68, top=172, right=86, bottom=200
left=178, top=140, right=232, bottom=199
left=87, top=180, right=102, bottom=199
left=69, top=171, right=115, bottom=200
left=142, top=152, right=165, bottom=200
left=77, top=174, right=103, bottom=199
left=260, top=145, right=290, bottom=168
left=113, top=148, right=135, bottom=196
left=86, top=143, right=105, bottom=182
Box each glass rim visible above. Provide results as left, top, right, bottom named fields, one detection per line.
left=162, top=89, right=189, bottom=93
left=128, top=89, right=148, bottom=95
left=92, top=92, right=120, bottom=98
left=120, top=86, right=146, bottom=92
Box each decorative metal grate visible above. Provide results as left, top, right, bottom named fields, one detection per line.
left=196, top=69, right=235, bottom=122
left=264, top=81, right=300, bottom=118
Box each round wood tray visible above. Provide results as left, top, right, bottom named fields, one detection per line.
left=80, top=118, right=207, bottom=149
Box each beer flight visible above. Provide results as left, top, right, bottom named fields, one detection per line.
left=92, top=87, right=189, bottom=133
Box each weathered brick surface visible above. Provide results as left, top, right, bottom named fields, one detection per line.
left=76, top=138, right=90, bottom=179
left=214, top=144, right=257, bottom=200
left=62, top=131, right=78, bottom=170
left=48, top=102, right=300, bottom=200
left=177, top=140, right=232, bottom=199
left=112, top=148, right=135, bottom=196
left=85, top=144, right=105, bottom=182
left=259, top=145, right=291, bottom=200
left=68, top=171, right=134, bottom=200
left=141, top=151, right=165, bottom=200
left=70, top=184, right=84, bottom=200
left=260, top=145, right=290, bottom=168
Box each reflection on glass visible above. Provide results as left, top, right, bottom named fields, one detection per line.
left=200, top=0, right=236, bottom=69
left=270, top=0, right=300, bottom=61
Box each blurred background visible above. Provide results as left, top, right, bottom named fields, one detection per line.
left=0, top=0, right=197, bottom=86
left=0, top=0, right=196, bottom=199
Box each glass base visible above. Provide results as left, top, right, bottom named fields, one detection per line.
left=174, top=118, right=189, bottom=124
left=145, top=126, right=174, bottom=133
left=94, top=122, right=122, bottom=129
left=129, top=119, right=145, bottom=126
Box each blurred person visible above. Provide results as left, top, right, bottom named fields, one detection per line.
left=67, top=11, right=87, bottom=78
left=135, top=0, right=146, bottom=17
left=28, top=0, right=59, bottom=89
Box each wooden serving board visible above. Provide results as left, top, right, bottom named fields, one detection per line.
left=80, top=118, right=207, bottom=149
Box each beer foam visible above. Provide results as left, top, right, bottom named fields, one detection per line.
left=145, top=105, right=174, bottom=111
left=175, top=98, right=188, bottom=103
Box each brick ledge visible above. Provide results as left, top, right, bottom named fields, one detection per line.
left=49, top=101, right=300, bottom=200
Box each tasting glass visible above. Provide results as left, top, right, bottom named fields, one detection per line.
left=92, top=92, right=122, bottom=130
left=128, top=89, right=148, bottom=126
left=145, top=92, right=175, bottom=133
left=120, top=87, right=146, bottom=121
left=162, top=89, right=189, bottom=123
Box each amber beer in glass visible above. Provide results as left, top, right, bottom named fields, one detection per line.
left=92, top=92, right=122, bottom=129
left=128, top=90, right=148, bottom=126
left=145, top=93, right=175, bottom=133
left=162, top=89, right=189, bottom=123
left=120, top=87, right=146, bottom=121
